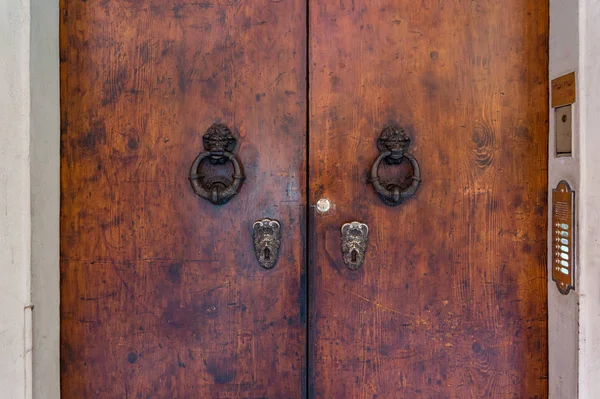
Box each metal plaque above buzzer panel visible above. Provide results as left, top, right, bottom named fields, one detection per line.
left=552, top=181, right=575, bottom=295
left=552, top=72, right=576, bottom=157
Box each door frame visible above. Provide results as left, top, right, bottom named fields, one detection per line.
left=15, top=0, right=595, bottom=397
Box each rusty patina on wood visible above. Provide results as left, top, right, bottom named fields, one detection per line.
left=308, top=0, right=549, bottom=397
left=61, top=0, right=549, bottom=397
left=60, top=0, right=307, bottom=397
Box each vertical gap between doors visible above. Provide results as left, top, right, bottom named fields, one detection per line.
left=305, top=0, right=313, bottom=397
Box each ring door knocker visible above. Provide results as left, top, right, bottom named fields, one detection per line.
left=189, top=123, right=245, bottom=205
left=369, top=125, right=421, bottom=206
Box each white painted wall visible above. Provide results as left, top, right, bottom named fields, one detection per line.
left=0, top=0, right=598, bottom=398
left=0, top=1, right=33, bottom=398
left=549, top=0, right=600, bottom=397
left=0, top=0, right=60, bottom=398
left=578, top=0, right=600, bottom=396
left=30, top=0, right=60, bottom=397
left=548, top=1, right=580, bottom=398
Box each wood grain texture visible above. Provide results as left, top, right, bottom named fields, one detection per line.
left=60, top=0, right=307, bottom=397
left=551, top=72, right=576, bottom=107
left=308, top=1, right=549, bottom=397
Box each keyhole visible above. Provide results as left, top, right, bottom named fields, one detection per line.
left=351, top=249, right=357, bottom=263
left=264, top=248, right=271, bottom=261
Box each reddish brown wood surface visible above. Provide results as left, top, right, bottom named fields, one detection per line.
left=60, top=1, right=307, bottom=397
left=309, top=1, right=549, bottom=397
left=62, top=0, right=550, bottom=396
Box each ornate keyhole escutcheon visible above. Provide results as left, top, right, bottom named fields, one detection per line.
left=189, top=123, right=245, bottom=205
left=341, top=221, right=369, bottom=270
left=252, top=219, right=282, bottom=269
left=369, top=124, right=421, bottom=206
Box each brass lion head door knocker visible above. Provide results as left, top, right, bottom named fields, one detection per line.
left=189, top=123, right=245, bottom=205
left=369, top=124, right=421, bottom=206
left=252, top=218, right=282, bottom=269
left=341, top=221, right=369, bottom=270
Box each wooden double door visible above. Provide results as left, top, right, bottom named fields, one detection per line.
left=60, top=0, right=549, bottom=397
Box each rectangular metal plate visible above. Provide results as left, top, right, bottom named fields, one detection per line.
left=551, top=181, right=575, bottom=294
left=552, top=72, right=576, bottom=107
left=555, top=105, right=572, bottom=156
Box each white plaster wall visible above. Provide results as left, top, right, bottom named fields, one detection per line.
left=0, top=0, right=597, bottom=398
left=548, top=1, right=580, bottom=398
left=549, top=0, right=600, bottom=397
left=578, top=0, right=600, bottom=396
left=0, top=0, right=32, bottom=398
left=1, top=0, right=60, bottom=398
left=30, top=0, right=60, bottom=397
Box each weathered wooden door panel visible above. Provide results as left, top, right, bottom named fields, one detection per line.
left=62, top=0, right=549, bottom=397
left=60, top=0, right=307, bottom=397
left=308, top=0, right=548, bottom=397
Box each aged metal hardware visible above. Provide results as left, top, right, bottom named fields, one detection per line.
left=341, top=221, right=369, bottom=270
left=551, top=181, right=575, bottom=295
left=252, top=218, right=282, bottom=269
left=369, top=125, right=421, bottom=206
left=316, top=198, right=331, bottom=213
left=189, top=123, right=244, bottom=205
left=555, top=105, right=572, bottom=156
left=551, top=72, right=576, bottom=108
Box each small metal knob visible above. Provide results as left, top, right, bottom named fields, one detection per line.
left=316, top=198, right=331, bottom=213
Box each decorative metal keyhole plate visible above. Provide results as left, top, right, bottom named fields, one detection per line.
left=252, top=219, right=282, bottom=269
left=189, top=123, right=245, bottom=205
left=341, top=221, right=369, bottom=270
left=369, top=124, right=421, bottom=206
